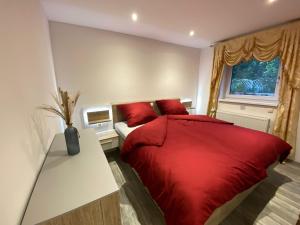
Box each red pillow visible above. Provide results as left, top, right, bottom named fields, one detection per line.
left=156, top=99, right=188, bottom=115
left=117, top=102, right=158, bottom=127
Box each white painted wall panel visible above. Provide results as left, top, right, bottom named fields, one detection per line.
left=196, top=47, right=214, bottom=114
left=0, top=1, right=61, bottom=224
left=49, top=22, right=201, bottom=129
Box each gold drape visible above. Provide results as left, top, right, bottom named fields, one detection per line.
left=207, top=21, right=300, bottom=159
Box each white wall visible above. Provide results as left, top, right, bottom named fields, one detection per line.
left=49, top=22, right=201, bottom=128
left=0, top=1, right=61, bottom=224
left=196, top=47, right=214, bottom=114
left=196, top=47, right=300, bottom=163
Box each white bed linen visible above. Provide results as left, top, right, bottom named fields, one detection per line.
left=114, top=122, right=141, bottom=139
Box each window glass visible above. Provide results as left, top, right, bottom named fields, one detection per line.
left=229, top=57, right=280, bottom=96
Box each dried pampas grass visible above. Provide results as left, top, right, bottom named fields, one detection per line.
left=39, top=88, right=80, bottom=127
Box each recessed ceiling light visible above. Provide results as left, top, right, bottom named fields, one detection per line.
left=131, top=13, right=138, bottom=22
left=189, top=30, right=195, bottom=37
left=267, top=0, right=277, bottom=4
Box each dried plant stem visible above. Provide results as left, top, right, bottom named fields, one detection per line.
left=39, top=88, right=80, bottom=127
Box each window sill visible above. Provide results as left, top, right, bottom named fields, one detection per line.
left=218, top=98, right=278, bottom=107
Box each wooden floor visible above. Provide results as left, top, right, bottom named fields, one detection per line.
left=107, top=151, right=300, bottom=225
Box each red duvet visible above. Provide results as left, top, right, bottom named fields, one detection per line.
left=121, top=115, right=291, bottom=225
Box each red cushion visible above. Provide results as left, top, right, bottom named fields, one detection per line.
left=156, top=99, right=188, bottom=115
left=117, top=102, right=158, bottom=127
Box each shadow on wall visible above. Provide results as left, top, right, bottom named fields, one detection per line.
left=22, top=110, right=56, bottom=171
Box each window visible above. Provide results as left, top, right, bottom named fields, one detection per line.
left=223, top=57, right=281, bottom=104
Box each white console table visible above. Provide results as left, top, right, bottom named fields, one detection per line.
left=22, top=129, right=120, bottom=225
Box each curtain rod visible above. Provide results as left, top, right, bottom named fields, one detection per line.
left=209, top=18, right=300, bottom=47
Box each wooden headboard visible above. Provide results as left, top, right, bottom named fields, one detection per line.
left=111, top=99, right=180, bottom=124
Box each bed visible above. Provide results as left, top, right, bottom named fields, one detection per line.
left=112, top=101, right=291, bottom=225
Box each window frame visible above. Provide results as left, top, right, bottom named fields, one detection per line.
left=223, top=60, right=282, bottom=103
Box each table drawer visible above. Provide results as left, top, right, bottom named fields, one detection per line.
left=100, top=137, right=119, bottom=151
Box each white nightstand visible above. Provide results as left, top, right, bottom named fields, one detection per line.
left=188, top=107, right=197, bottom=114
left=99, top=130, right=119, bottom=152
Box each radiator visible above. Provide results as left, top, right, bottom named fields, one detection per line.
left=216, top=111, right=270, bottom=132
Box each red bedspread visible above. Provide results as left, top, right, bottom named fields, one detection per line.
left=121, top=115, right=291, bottom=225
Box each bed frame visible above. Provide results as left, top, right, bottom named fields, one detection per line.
left=112, top=100, right=276, bottom=225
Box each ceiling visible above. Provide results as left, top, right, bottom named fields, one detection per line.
left=41, top=0, right=300, bottom=48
